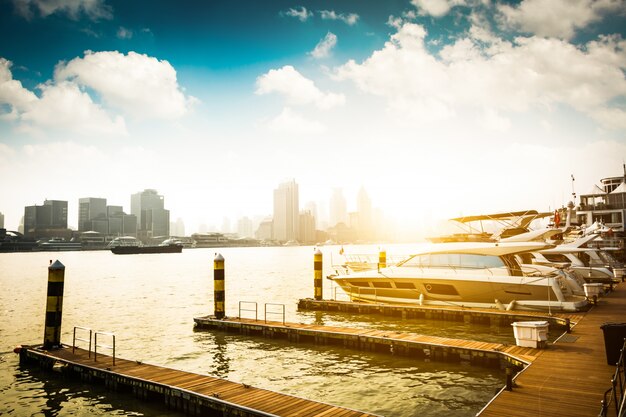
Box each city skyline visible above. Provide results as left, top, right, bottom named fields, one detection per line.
left=1, top=0, right=626, bottom=238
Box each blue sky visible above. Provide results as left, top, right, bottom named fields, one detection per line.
left=1, top=0, right=626, bottom=237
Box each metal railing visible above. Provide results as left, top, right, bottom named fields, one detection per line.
left=238, top=301, right=258, bottom=320
left=72, top=326, right=92, bottom=356
left=600, top=338, right=626, bottom=416
left=94, top=331, right=116, bottom=366
left=264, top=303, right=285, bottom=325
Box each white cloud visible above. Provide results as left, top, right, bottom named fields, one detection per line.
left=54, top=50, right=197, bottom=120
left=497, top=0, right=626, bottom=40
left=11, top=0, right=113, bottom=20
left=335, top=22, right=626, bottom=129
left=310, top=32, right=337, bottom=59
left=319, top=10, right=359, bottom=25
left=264, top=107, right=326, bottom=134
left=255, top=65, right=345, bottom=110
left=21, top=81, right=126, bottom=134
left=0, top=58, right=38, bottom=116
left=411, top=0, right=466, bottom=17
left=283, top=6, right=312, bottom=22
left=116, top=26, right=132, bottom=39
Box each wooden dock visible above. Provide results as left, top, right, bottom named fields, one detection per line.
left=18, top=344, right=381, bottom=417
left=478, top=282, right=626, bottom=417
left=193, top=316, right=545, bottom=368
left=297, top=298, right=583, bottom=330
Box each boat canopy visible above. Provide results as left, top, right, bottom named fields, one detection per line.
left=398, top=241, right=555, bottom=263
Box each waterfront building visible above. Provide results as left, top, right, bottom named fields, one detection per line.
left=329, top=188, right=347, bottom=228
left=273, top=179, right=299, bottom=243
left=576, top=170, right=626, bottom=250
left=0, top=212, right=4, bottom=228
left=237, top=216, right=254, bottom=239
left=23, top=199, right=70, bottom=239
left=298, top=210, right=316, bottom=244
left=78, top=198, right=107, bottom=231
left=255, top=217, right=273, bottom=241
left=131, top=189, right=170, bottom=242
left=170, top=218, right=185, bottom=237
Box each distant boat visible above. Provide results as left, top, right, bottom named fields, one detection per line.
left=108, top=236, right=183, bottom=255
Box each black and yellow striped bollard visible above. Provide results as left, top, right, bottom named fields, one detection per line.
left=43, top=260, right=65, bottom=350
left=314, top=248, right=323, bottom=300
left=214, top=253, right=225, bottom=319
left=379, top=249, right=387, bottom=270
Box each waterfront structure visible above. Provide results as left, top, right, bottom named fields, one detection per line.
left=0, top=211, right=3, bottom=228
left=131, top=189, right=170, bottom=242
left=255, top=217, right=273, bottom=241
left=298, top=210, right=316, bottom=244
left=237, top=216, right=254, bottom=238
left=576, top=170, right=626, bottom=251
left=170, top=218, right=185, bottom=237
left=329, top=188, right=347, bottom=228
left=78, top=197, right=136, bottom=238
left=273, top=179, right=299, bottom=243
left=23, top=199, right=70, bottom=239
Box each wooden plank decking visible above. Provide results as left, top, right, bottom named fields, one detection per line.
left=194, top=316, right=546, bottom=367
left=20, top=345, right=380, bottom=417
left=478, top=282, right=626, bottom=416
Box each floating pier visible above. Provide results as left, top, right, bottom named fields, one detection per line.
left=193, top=316, right=543, bottom=368
left=18, top=344, right=381, bottom=417
left=478, top=281, right=626, bottom=417
left=297, top=298, right=581, bottom=330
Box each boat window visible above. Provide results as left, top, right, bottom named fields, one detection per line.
left=423, top=283, right=459, bottom=295
left=372, top=282, right=392, bottom=288
left=350, top=282, right=370, bottom=287
left=574, top=251, right=591, bottom=266
left=395, top=282, right=415, bottom=289
left=501, top=254, right=523, bottom=276
left=516, top=253, right=534, bottom=264
left=543, top=253, right=570, bottom=263
left=400, top=253, right=505, bottom=269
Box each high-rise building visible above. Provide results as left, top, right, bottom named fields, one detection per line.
left=329, top=188, right=347, bottom=227
left=170, top=218, right=185, bottom=237
left=131, top=189, right=170, bottom=241
left=237, top=216, right=254, bottom=238
left=23, top=199, right=69, bottom=239
left=298, top=210, right=316, bottom=244
left=273, top=179, right=299, bottom=242
left=357, top=186, right=373, bottom=239
left=79, top=197, right=107, bottom=231
left=0, top=212, right=4, bottom=229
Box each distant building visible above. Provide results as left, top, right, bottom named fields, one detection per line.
left=298, top=210, right=316, bottom=244
left=78, top=197, right=136, bottom=237
left=356, top=187, right=373, bottom=240
left=170, top=218, right=185, bottom=237
left=0, top=212, right=4, bottom=229
left=255, top=217, right=273, bottom=241
left=131, top=189, right=170, bottom=241
left=23, top=199, right=70, bottom=239
left=237, top=216, right=254, bottom=238
left=577, top=172, right=626, bottom=232
left=329, top=188, right=347, bottom=228
left=273, top=179, right=299, bottom=242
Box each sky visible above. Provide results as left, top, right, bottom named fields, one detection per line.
left=1, top=0, right=626, bottom=238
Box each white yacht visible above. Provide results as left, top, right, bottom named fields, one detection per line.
left=328, top=241, right=589, bottom=312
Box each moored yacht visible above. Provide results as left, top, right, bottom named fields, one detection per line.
left=328, top=241, right=589, bottom=312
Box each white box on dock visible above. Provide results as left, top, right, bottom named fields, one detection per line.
left=583, top=283, right=604, bottom=298
left=512, top=321, right=549, bottom=348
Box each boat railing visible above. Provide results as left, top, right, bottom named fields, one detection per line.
left=238, top=301, right=258, bottom=321
left=264, top=303, right=285, bottom=325
left=600, top=338, right=626, bottom=417
left=72, top=326, right=92, bottom=357
left=94, top=331, right=116, bottom=366
left=333, top=286, right=351, bottom=302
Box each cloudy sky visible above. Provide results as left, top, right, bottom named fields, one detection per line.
left=1, top=0, right=625, bottom=237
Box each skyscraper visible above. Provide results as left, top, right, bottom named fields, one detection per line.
left=23, top=199, right=69, bottom=239
left=78, top=197, right=107, bottom=231
left=329, top=188, right=347, bottom=227
left=273, top=179, right=299, bottom=242
left=131, top=189, right=170, bottom=241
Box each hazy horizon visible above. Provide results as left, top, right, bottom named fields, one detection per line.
left=2, top=0, right=626, bottom=237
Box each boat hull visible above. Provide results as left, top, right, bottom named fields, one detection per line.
left=110, top=244, right=183, bottom=255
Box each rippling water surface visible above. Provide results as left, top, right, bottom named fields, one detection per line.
left=0, top=245, right=510, bottom=417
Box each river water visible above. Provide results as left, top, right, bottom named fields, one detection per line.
left=0, top=245, right=509, bottom=417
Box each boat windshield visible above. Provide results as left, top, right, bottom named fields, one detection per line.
left=399, top=253, right=506, bottom=269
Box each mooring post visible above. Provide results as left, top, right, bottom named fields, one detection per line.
left=43, top=260, right=65, bottom=350
left=214, top=253, right=225, bottom=319
left=378, top=249, right=386, bottom=270
left=505, top=367, right=513, bottom=391
left=314, top=248, right=323, bottom=301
